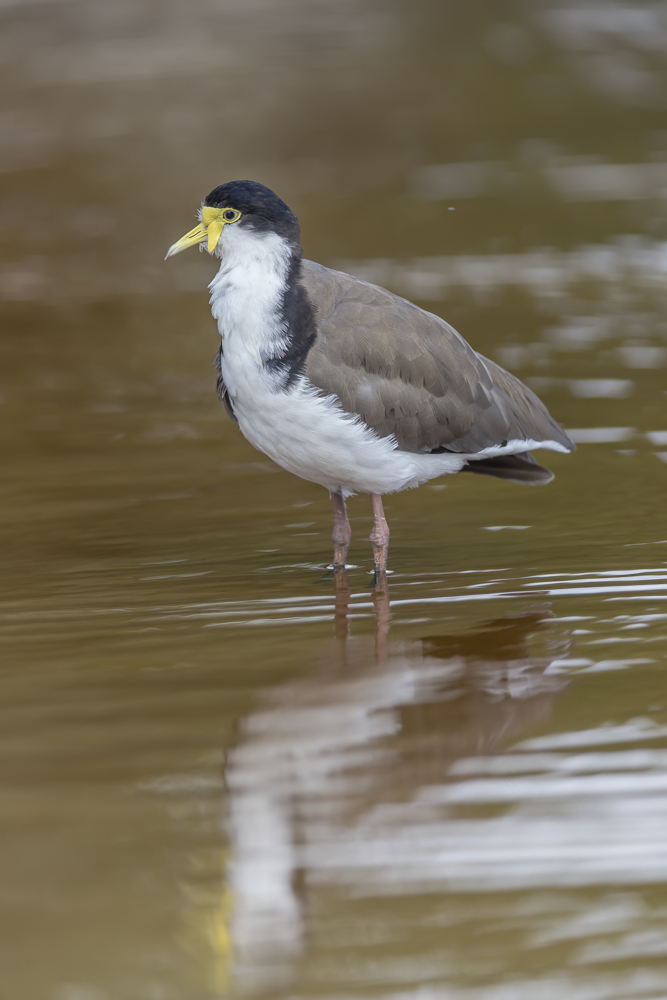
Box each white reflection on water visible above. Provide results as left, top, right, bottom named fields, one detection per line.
left=546, top=161, right=667, bottom=201
left=412, top=158, right=667, bottom=203
left=618, top=345, right=667, bottom=368
left=568, top=379, right=634, bottom=398
left=566, top=428, right=635, bottom=443
left=546, top=318, right=614, bottom=350
left=326, top=970, right=667, bottom=999
left=452, top=747, right=667, bottom=775
left=542, top=3, right=667, bottom=52
left=212, top=560, right=667, bottom=996
left=127, top=566, right=667, bottom=632
left=224, top=607, right=565, bottom=991
left=337, top=240, right=667, bottom=304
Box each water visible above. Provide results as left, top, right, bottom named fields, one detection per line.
left=2, top=1, right=667, bottom=997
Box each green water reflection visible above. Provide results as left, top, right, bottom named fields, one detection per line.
left=1, top=0, right=667, bottom=997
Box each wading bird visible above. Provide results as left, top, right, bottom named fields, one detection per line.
left=166, top=180, right=574, bottom=580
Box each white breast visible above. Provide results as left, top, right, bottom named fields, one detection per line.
left=209, top=225, right=291, bottom=367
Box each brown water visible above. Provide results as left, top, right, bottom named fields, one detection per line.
left=2, top=1, right=667, bottom=997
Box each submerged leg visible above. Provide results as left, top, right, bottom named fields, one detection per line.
left=369, top=493, right=390, bottom=582
left=331, top=491, right=351, bottom=570
left=333, top=565, right=352, bottom=641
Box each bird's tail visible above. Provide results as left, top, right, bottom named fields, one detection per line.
left=461, top=451, right=554, bottom=485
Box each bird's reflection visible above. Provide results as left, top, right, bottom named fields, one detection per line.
left=223, top=572, right=567, bottom=994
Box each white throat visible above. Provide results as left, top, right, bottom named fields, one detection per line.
left=208, top=225, right=293, bottom=362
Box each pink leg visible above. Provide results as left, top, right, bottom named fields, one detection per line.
left=331, top=491, right=351, bottom=570
left=369, top=493, right=390, bottom=582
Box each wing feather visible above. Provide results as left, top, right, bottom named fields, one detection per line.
left=301, top=261, right=573, bottom=456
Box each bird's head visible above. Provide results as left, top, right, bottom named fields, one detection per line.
left=165, top=180, right=300, bottom=259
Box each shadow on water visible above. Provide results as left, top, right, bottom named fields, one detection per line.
left=220, top=576, right=567, bottom=994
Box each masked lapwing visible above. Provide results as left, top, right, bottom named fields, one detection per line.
left=166, top=180, right=574, bottom=579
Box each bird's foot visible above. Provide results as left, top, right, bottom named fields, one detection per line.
left=332, top=547, right=349, bottom=571
left=369, top=493, right=390, bottom=582
left=369, top=532, right=389, bottom=584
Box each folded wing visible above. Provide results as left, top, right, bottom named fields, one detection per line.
left=301, top=261, right=573, bottom=482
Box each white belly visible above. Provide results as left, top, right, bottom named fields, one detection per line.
left=222, top=353, right=465, bottom=495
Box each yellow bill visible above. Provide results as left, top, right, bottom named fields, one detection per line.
left=165, top=222, right=208, bottom=258
left=165, top=207, right=235, bottom=259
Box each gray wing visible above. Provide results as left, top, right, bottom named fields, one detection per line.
left=301, top=260, right=574, bottom=457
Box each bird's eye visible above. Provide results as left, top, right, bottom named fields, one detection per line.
left=223, top=209, right=240, bottom=222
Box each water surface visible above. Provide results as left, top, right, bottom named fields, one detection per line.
left=1, top=1, right=667, bottom=997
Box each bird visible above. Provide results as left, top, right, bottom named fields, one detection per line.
left=166, top=180, right=574, bottom=581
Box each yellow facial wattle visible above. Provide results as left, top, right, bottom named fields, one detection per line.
left=165, top=207, right=241, bottom=258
